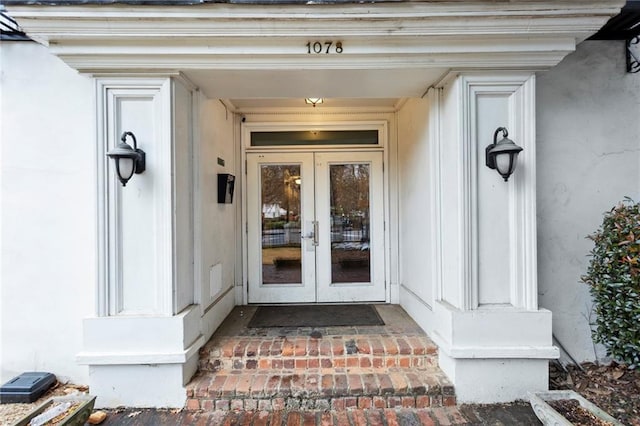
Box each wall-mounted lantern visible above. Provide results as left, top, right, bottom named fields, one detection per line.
left=627, top=36, right=640, bottom=73
left=106, top=131, right=146, bottom=187
left=485, top=127, right=523, bottom=182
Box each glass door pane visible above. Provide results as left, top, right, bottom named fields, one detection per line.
left=247, top=152, right=316, bottom=304
left=329, top=164, right=371, bottom=283
left=315, top=152, right=386, bottom=303
left=261, top=165, right=302, bottom=285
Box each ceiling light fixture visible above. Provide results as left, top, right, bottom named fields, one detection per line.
left=305, top=98, right=324, bottom=107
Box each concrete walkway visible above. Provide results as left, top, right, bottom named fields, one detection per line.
left=99, top=403, right=541, bottom=425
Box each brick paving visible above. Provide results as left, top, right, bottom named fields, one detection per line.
left=186, top=306, right=456, bottom=412
left=99, top=408, right=469, bottom=425
left=199, top=335, right=438, bottom=371
left=101, top=306, right=543, bottom=424
left=99, top=403, right=542, bottom=425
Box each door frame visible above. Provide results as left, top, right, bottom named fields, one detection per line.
left=241, top=120, right=391, bottom=305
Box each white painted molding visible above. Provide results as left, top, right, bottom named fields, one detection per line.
left=232, top=105, right=400, bottom=115
left=76, top=335, right=205, bottom=365
left=192, top=90, right=204, bottom=310
left=241, top=121, right=388, bottom=150
left=233, top=113, right=244, bottom=306
left=10, top=2, right=622, bottom=38
left=7, top=2, right=622, bottom=73
left=427, top=87, right=444, bottom=303
left=56, top=48, right=575, bottom=74
left=516, top=76, right=539, bottom=311
left=432, top=339, right=559, bottom=359
left=240, top=119, right=390, bottom=304
left=400, top=284, right=433, bottom=311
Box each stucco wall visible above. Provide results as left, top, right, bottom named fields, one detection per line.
left=1, top=41, right=95, bottom=384
left=196, top=97, right=238, bottom=341
left=396, top=98, right=434, bottom=307
left=537, top=40, right=640, bottom=363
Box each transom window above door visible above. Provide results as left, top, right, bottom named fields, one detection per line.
left=250, top=130, right=379, bottom=147
left=243, top=122, right=387, bottom=151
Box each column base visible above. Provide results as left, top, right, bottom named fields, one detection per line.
left=77, top=305, right=203, bottom=408
left=432, top=301, right=559, bottom=403
left=439, top=355, right=549, bottom=403
left=88, top=360, right=197, bottom=408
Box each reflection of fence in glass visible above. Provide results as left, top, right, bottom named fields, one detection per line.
left=262, top=222, right=301, bottom=248
left=261, top=218, right=369, bottom=248
left=330, top=215, right=371, bottom=283
left=330, top=215, right=369, bottom=247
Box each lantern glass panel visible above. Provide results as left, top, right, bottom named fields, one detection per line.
left=117, top=157, right=135, bottom=181
left=495, top=152, right=513, bottom=176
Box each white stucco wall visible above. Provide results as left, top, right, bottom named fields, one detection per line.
left=397, top=98, right=434, bottom=307
left=1, top=41, right=95, bottom=384
left=196, top=97, right=238, bottom=341
left=537, top=40, right=640, bottom=363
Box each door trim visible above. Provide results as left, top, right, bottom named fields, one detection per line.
left=242, top=121, right=387, bottom=151
left=241, top=121, right=390, bottom=305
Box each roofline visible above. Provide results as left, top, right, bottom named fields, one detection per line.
left=1, top=0, right=432, bottom=5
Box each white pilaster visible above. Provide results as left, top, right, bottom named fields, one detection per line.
left=430, top=72, right=558, bottom=403
left=95, top=77, right=174, bottom=316
left=82, top=75, right=201, bottom=408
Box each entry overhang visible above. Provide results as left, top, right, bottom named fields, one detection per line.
left=6, top=1, right=624, bottom=95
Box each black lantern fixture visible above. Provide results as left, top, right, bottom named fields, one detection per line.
left=485, top=127, right=523, bottom=182
left=106, top=131, right=146, bottom=187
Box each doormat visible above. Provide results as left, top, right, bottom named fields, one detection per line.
left=248, top=305, right=384, bottom=328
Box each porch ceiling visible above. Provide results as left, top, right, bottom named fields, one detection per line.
left=185, top=68, right=446, bottom=109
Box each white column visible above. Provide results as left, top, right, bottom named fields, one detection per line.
left=77, top=76, right=203, bottom=408
left=430, top=72, right=558, bottom=403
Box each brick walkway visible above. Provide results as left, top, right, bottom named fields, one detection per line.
left=186, top=306, right=456, bottom=412
left=100, top=403, right=542, bottom=425
left=173, top=306, right=541, bottom=424
left=122, top=408, right=467, bottom=425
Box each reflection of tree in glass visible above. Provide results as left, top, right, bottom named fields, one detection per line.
left=330, top=164, right=370, bottom=232
left=261, top=165, right=301, bottom=222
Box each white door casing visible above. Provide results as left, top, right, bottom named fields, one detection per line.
left=246, top=151, right=385, bottom=303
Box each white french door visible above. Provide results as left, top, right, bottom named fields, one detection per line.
left=247, top=151, right=385, bottom=303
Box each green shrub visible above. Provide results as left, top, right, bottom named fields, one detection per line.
left=582, top=198, right=640, bottom=368
left=264, top=220, right=286, bottom=230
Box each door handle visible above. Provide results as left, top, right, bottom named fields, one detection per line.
left=313, top=220, right=319, bottom=246
left=303, top=221, right=319, bottom=246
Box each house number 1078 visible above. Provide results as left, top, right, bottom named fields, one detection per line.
left=306, top=41, right=343, bottom=54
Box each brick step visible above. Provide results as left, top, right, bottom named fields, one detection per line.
left=198, top=335, right=438, bottom=372
left=174, top=407, right=470, bottom=425
left=185, top=368, right=455, bottom=412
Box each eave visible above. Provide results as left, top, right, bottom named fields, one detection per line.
left=4, top=1, right=625, bottom=96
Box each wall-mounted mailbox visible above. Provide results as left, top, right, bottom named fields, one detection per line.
left=217, top=173, right=235, bottom=204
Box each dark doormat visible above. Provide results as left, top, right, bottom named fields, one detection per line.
left=248, top=305, right=385, bottom=328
